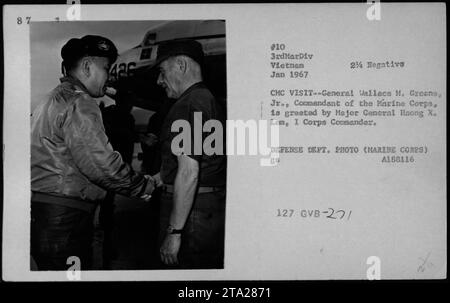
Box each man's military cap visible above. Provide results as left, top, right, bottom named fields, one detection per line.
left=61, top=35, right=118, bottom=70
left=152, top=39, right=204, bottom=69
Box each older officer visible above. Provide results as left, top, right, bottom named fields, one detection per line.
left=31, top=35, right=155, bottom=270
left=153, top=39, right=226, bottom=269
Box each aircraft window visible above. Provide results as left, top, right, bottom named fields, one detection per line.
left=140, top=48, right=152, bottom=60
left=144, top=33, right=156, bottom=46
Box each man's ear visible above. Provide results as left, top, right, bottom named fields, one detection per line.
left=80, top=57, right=91, bottom=77
left=176, top=57, right=188, bottom=74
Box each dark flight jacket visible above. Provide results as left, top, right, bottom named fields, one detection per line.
left=31, top=76, right=146, bottom=208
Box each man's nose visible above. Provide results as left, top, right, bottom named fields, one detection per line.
left=156, top=73, right=163, bottom=85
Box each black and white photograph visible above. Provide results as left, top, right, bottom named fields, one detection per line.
left=29, top=20, right=227, bottom=271
left=2, top=3, right=446, bottom=283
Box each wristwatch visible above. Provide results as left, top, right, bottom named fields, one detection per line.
left=167, top=225, right=183, bottom=234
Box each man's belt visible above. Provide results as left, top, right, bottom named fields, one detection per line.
left=31, top=192, right=97, bottom=213
left=162, top=185, right=225, bottom=194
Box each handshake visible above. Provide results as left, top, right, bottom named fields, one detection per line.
left=140, top=172, right=164, bottom=201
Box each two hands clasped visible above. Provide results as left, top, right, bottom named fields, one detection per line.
left=139, top=173, right=181, bottom=266
left=140, top=172, right=164, bottom=201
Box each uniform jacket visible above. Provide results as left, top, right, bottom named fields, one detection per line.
left=31, top=76, right=146, bottom=203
